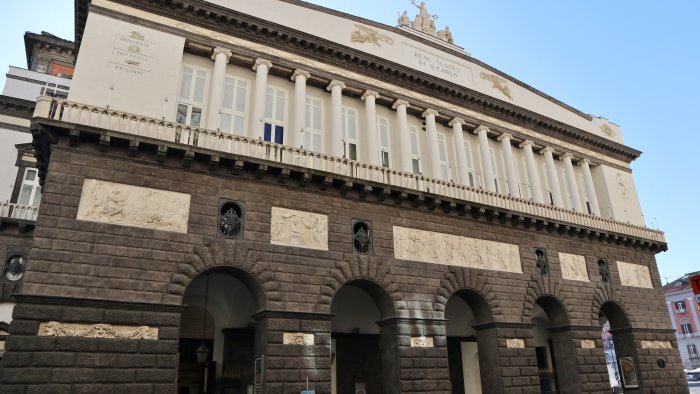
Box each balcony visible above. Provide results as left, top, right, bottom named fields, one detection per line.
left=32, top=96, right=666, bottom=245
left=0, top=202, right=39, bottom=222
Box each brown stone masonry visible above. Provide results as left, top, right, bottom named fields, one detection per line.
left=0, top=123, right=686, bottom=393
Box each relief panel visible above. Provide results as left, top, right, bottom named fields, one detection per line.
left=270, top=207, right=328, bottom=251
left=77, top=179, right=190, bottom=233
left=617, top=261, right=654, bottom=289
left=39, top=321, right=158, bottom=339
left=393, top=226, right=521, bottom=273
left=559, top=253, right=589, bottom=282
left=283, top=333, right=315, bottom=345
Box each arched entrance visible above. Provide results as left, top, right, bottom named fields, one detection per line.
left=600, top=302, right=639, bottom=392
left=178, top=268, right=266, bottom=394
left=531, top=297, right=580, bottom=393
left=444, top=290, right=497, bottom=394
left=331, top=280, right=397, bottom=394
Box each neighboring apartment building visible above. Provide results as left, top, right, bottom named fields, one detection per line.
left=0, top=1, right=684, bottom=393
left=665, top=273, right=700, bottom=370
left=0, top=31, right=74, bottom=361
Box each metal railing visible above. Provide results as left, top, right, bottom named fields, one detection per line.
left=33, top=97, right=666, bottom=243
left=0, top=202, right=39, bottom=221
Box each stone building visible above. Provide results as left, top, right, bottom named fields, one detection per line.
left=0, top=0, right=684, bottom=393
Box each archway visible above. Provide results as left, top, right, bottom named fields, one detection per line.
left=600, top=302, right=639, bottom=392
left=531, top=297, right=580, bottom=393
left=331, top=279, right=397, bottom=394
left=178, top=267, right=266, bottom=394
left=444, top=289, right=498, bottom=394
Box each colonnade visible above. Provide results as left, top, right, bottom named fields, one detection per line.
left=201, top=48, right=602, bottom=216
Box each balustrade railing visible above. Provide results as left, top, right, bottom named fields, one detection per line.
left=0, top=202, right=39, bottom=221
left=33, top=96, right=666, bottom=243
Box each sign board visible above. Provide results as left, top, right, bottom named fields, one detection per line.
left=691, top=275, right=700, bottom=295
left=301, top=391, right=316, bottom=394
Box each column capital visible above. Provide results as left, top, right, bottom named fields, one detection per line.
left=448, top=117, right=465, bottom=127
left=539, top=146, right=555, bottom=155
left=577, top=158, right=592, bottom=166
left=252, top=58, right=272, bottom=71
left=392, top=99, right=410, bottom=110
left=361, top=89, right=380, bottom=100
left=473, top=125, right=489, bottom=135
left=518, top=139, right=535, bottom=149
left=422, top=108, right=439, bottom=118
left=326, top=80, right=346, bottom=91
left=559, top=152, right=574, bottom=161
left=211, top=47, right=233, bottom=62
left=290, top=69, right=310, bottom=81
left=497, top=132, right=513, bottom=142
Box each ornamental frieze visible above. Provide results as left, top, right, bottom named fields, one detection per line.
left=38, top=321, right=158, bottom=340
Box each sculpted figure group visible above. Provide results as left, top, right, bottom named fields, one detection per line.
left=398, top=1, right=454, bottom=44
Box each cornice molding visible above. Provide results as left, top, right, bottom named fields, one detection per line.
left=0, top=95, right=35, bottom=119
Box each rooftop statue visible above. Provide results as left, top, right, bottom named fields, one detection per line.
left=398, top=1, right=454, bottom=44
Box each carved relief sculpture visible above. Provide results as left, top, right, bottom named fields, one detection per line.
left=410, top=336, right=435, bottom=348
left=640, top=341, right=672, bottom=349
left=350, top=24, right=394, bottom=47
left=480, top=72, right=513, bottom=100
left=270, top=207, right=328, bottom=251
left=283, top=333, right=315, bottom=345
left=398, top=1, right=454, bottom=44
left=581, top=340, right=596, bottom=349
left=393, top=226, right=522, bottom=273
left=76, top=179, right=190, bottom=233
left=506, top=339, right=525, bottom=348
left=39, top=321, right=158, bottom=340
left=559, top=253, right=590, bottom=282
left=617, top=261, right=653, bottom=288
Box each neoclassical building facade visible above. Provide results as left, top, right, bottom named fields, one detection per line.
left=0, top=0, right=684, bottom=393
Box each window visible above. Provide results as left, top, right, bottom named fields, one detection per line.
left=303, top=96, right=322, bottom=151
left=342, top=107, right=358, bottom=160
left=518, top=156, right=530, bottom=199
left=377, top=117, right=390, bottom=168
left=176, top=65, right=208, bottom=127
left=264, top=87, right=287, bottom=144
left=462, top=140, right=477, bottom=187
left=17, top=168, right=42, bottom=207
left=409, top=126, right=422, bottom=175
left=436, top=133, right=450, bottom=181
left=560, top=168, right=572, bottom=209
left=689, top=344, right=698, bottom=358
left=489, top=147, right=500, bottom=193
left=682, top=321, right=693, bottom=335
left=219, top=76, right=248, bottom=135
left=677, top=301, right=687, bottom=313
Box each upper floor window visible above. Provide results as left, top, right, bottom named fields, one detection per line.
left=303, top=96, right=322, bottom=151
left=436, top=133, right=450, bottom=181
left=264, top=87, right=287, bottom=144
left=689, top=344, right=698, bottom=357
left=677, top=301, right=687, bottom=313
left=177, top=65, right=208, bottom=127
left=409, top=126, right=422, bottom=175
left=682, top=321, right=693, bottom=335
left=17, top=168, right=42, bottom=207
left=377, top=117, right=390, bottom=168
left=219, top=76, right=248, bottom=135
left=342, top=107, right=358, bottom=160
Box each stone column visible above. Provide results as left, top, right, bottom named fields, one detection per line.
left=497, top=132, right=520, bottom=197
left=362, top=90, right=380, bottom=166
left=392, top=99, right=412, bottom=173
left=474, top=126, right=496, bottom=192
left=206, top=47, right=233, bottom=130
left=519, top=140, right=545, bottom=204
left=561, top=153, right=583, bottom=212
left=290, top=69, right=310, bottom=149
left=578, top=158, right=601, bottom=216
left=449, top=117, right=469, bottom=186
left=327, top=80, right=346, bottom=158
left=421, top=109, right=442, bottom=179
left=540, top=147, right=564, bottom=207
left=250, top=58, right=272, bottom=139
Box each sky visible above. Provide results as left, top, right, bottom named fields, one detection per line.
left=1, top=1, right=698, bottom=283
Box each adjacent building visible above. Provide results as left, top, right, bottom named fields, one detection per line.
left=664, top=273, right=700, bottom=370
left=0, top=0, right=684, bottom=393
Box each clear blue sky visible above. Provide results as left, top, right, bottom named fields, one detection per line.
left=2, top=1, right=698, bottom=283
